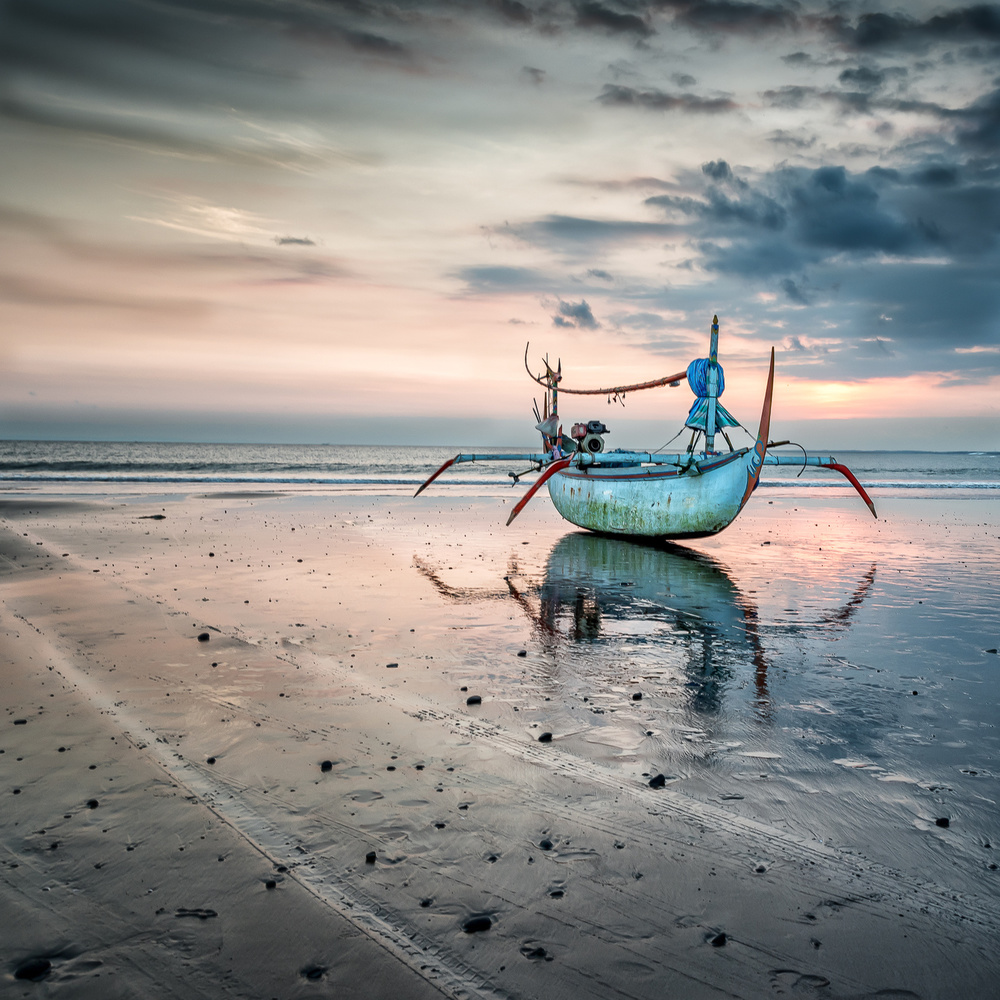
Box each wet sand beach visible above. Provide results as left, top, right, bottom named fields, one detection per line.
left=2, top=485, right=998, bottom=998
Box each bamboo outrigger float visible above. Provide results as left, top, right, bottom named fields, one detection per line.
left=415, top=316, right=876, bottom=539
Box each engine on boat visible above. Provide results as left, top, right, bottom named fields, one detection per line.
left=570, top=419, right=609, bottom=454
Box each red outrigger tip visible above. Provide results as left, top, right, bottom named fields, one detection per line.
left=821, top=463, right=878, bottom=518
left=506, top=457, right=573, bottom=526
left=414, top=454, right=460, bottom=497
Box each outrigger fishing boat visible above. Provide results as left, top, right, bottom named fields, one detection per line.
left=415, top=316, right=876, bottom=539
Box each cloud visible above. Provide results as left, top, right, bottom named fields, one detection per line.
left=520, top=65, right=546, bottom=84
left=587, top=268, right=614, bottom=281
left=767, top=129, right=816, bottom=149
left=274, top=236, right=316, bottom=246
left=456, top=265, right=549, bottom=291
left=955, top=86, right=1000, bottom=152
left=597, top=83, right=737, bottom=113
left=518, top=214, right=679, bottom=245
left=575, top=2, right=653, bottom=38
left=823, top=6, right=1000, bottom=53
left=553, top=298, right=600, bottom=328
left=655, top=0, right=800, bottom=36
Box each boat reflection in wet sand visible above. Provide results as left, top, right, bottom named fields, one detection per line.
left=416, top=531, right=876, bottom=718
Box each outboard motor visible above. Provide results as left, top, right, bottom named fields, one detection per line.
left=571, top=419, right=609, bottom=454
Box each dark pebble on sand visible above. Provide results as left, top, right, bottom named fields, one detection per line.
left=386, top=663, right=398, bottom=668
left=463, top=916, right=492, bottom=933
left=13, top=719, right=27, bottom=725
left=649, top=774, right=667, bottom=789
left=632, top=692, right=642, bottom=701
left=420, top=898, right=433, bottom=908
left=466, top=695, right=482, bottom=705
left=517, top=650, right=527, bottom=657
left=301, top=965, right=325, bottom=981
left=206, top=757, right=216, bottom=765
left=320, top=760, right=333, bottom=772
left=710, top=932, right=727, bottom=947
left=13, top=788, right=20, bottom=795
left=365, top=851, right=377, bottom=864
left=538, top=732, right=552, bottom=743
left=539, top=838, right=553, bottom=851
left=87, top=798, right=99, bottom=809
left=175, top=908, right=217, bottom=920
left=755, top=864, right=767, bottom=873
left=935, top=817, right=950, bottom=828
left=265, top=879, right=277, bottom=889
left=14, top=958, right=52, bottom=981
left=986, top=648, right=998, bottom=654
left=522, top=946, right=549, bottom=960
left=197, top=633, right=210, bottom=642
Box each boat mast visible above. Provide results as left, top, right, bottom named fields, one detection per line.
left=705, top=314, right=720, bottom=454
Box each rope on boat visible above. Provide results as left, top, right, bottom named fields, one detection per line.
left=524, top=343, right=687, bottom=397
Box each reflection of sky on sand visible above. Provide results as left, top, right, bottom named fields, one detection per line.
left=417, top=530, right=876, bottom=727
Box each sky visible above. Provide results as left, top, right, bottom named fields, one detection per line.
left=1, top=0, right=998, bottom=449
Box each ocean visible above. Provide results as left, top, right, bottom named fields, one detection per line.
left=1, top=440, right=997, bottom=492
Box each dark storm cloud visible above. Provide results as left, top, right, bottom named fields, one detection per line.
left=575, top=2, right=653, bottom=37
left=649, top=0, right=798, bottom=35
left=956, top=86, right=1000, bottom=151
left=597, top=84, right=737, bottom=112
left=488, top=0, right=535, bottom=25
left=823, top=5, right=1000, bottom=53
left=509, top=149, right=1000, bottom=372
left=553, top=298, right=600, bottom=328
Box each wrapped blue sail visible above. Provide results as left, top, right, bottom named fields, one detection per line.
left=685, top=357, right=740, bottom=433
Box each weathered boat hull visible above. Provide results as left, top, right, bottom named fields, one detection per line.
left=547, top=450, right=758, bottom=539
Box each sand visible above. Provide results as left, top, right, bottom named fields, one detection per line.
left=1, top=485, right=998, bottom=998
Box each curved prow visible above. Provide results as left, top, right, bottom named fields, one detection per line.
left=506, top=458, right=572, bottom=526
left=738, top=347, right=775, bottom=511
left=414, top=454, right=460, bottom=497
left=821, top=463, right=878, bottom=518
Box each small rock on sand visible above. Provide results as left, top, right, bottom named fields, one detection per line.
left=649, top=774, right=667, bottom=789
left=538, top=732, right=553, bottom=742
left=320, top=760, right=333, bottom=772
left=463, top=916, right=492, bottom=933
left=466, top=695, right=482, bottom=705
left=935, top=817, right=950, bottom=828
left=14, top=958, right=52, bottom=981
left=365, top=851, right=377, bottom=864
left=711, top=932, right=727, bottom=947
left=197, top=633, right=210, bottom=642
